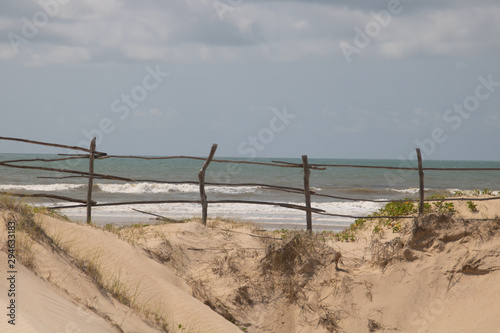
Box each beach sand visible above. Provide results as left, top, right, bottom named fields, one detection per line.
left=1, top=196, right=500, bottom=332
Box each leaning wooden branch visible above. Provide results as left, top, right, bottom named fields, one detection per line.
left=50, top=199, right=325, bottom=215
left=131, top=208, right=185, bottom=223
left=272, top=160, right=326, bottom=170
left=90, top=155, right=314, bottom=169
left=1, top=156, right=88, bottom=164
left=0, top=136, right=107, bottom=156
left=0, top=162, right=134, bottom=182
left=199, top=144, right=218, bottom=226
left=0, top=192, right=93, bottom=205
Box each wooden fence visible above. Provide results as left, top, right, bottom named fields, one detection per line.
left=1, top=135, right=500, bottom=231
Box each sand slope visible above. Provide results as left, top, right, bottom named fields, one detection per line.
left=1, top=196, right=500, bottom=332
left=0, top=250, right=120, bottom=333
left=0, top=212, right=240, bottom=333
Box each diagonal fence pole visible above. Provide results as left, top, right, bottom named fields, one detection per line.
left=199, top=144, right=218, bottom=226
left=86, top=137, right=96, bottom=224
left=302, top=155, right=312, bottom=232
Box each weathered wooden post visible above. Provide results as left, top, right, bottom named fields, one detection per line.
left=302, top=155, right=312, bottom=232
left=199, top=144, right=218, bottom=226
left=416, top=148, right=424, bottom=216
left=86, top=137, right=96, bottom=224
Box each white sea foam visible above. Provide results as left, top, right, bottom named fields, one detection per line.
left=0, top=184, right=84, bottom=192
left=391, top=188, right=424, bottom=194
left=0, top=182, right=258, bottom=195
left=61, top=199, right=385, bottom=230
left=97, top=182, right=259, bottom=194
left=98, top=183, right=188, bottom=194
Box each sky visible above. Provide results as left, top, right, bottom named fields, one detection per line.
left=0, top=0, right=499, bottom=160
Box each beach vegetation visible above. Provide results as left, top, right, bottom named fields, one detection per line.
left=467, top=201, right=478, bottom=213
left=108, top=274, right=141, bottom=308
left=334, top=218, right=365, bottom=242
left=433, top=201, right=455, bottom=214
left=453, top=190, right=464, bottom=197
left=425, top=194, right=456, bottom=215
left=32, top=206, right=69, bottom=221
left=370, top=238, right=404, bottom=269
left=353, top=218, right=366, bottom=229
left=335, top=231, right=356, bottom=242
left=2, top=202, right=151, bottom=328
left=131, top=223, right=150, bottom=228
left=74, top=252, right=104, bottom=286
left=482, top=188, right=492, bottom=195
left=71, top=250, right=144, bottom=314
left=427, top=193, right=447, bottom=200
left=472, top=189, right=481, bottom=196
left=372, top=199, right=417, bottom=218
left=0, top=195, right=32, bottom=216
left=16, top=232, right=37, bottom=270
left=392, top=222, right=401, bottom=232
left=275, top=228, right=289, bottom=239
left=367, top=199, right=417, bottom=233
left=0, top=196, right=58, bottom=271
left=208, top=217, right=258, bottom=232
left=103, top=223, right=120, bottom=234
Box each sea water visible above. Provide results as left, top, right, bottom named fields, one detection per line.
left=1, top=153, right=499, bottom=231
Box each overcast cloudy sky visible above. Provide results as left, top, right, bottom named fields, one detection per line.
left=0, top=0, right=499, bottom=160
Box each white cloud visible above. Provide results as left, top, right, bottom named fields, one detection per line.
left=22, top=46, right=91, bottom=67
left=0, top=44, right=16, bottom=60
left=1, top=0, right=499, bottom=66
left=376, top=6, right=500, bottom=58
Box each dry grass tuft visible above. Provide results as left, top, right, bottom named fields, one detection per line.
left=370, top=237, right=404, bottom=269
left=318, top=309, right=342, bottom=333
left=260, top=232, right=340, bottom=304
left=1, top=196, right=60, bottom=271
left=262, top=233, right=337, bottom=276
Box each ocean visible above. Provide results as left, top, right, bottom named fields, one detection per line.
left=1, top=153, right=499, bottom=231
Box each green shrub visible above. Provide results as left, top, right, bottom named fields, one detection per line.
left=433, top=201, right=455, bottom=214
left=427, top=194, right=447, bottom=200
left=423, top=202, right=432, bottom=213
left=466, top=201, right=478, bottom=213
left=334, top=219, right=366, bottom=242
left=377, top=200, right=417, bottom=217
left=351, top=219, right=366, bottom=230
left=368, top=200, right=416, bottom=233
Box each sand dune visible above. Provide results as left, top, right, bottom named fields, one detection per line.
left=1, top=196, right=500, bottom=332
left=0, top=251, right=118, bottom=333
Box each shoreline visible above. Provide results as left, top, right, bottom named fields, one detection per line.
left=65, top=213, right=349, bottom=232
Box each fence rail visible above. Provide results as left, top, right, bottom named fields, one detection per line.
left=1, top=135, right=499, bottom=231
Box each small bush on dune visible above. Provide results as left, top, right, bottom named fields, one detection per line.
left=369, top=199, right=418, bottom=234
